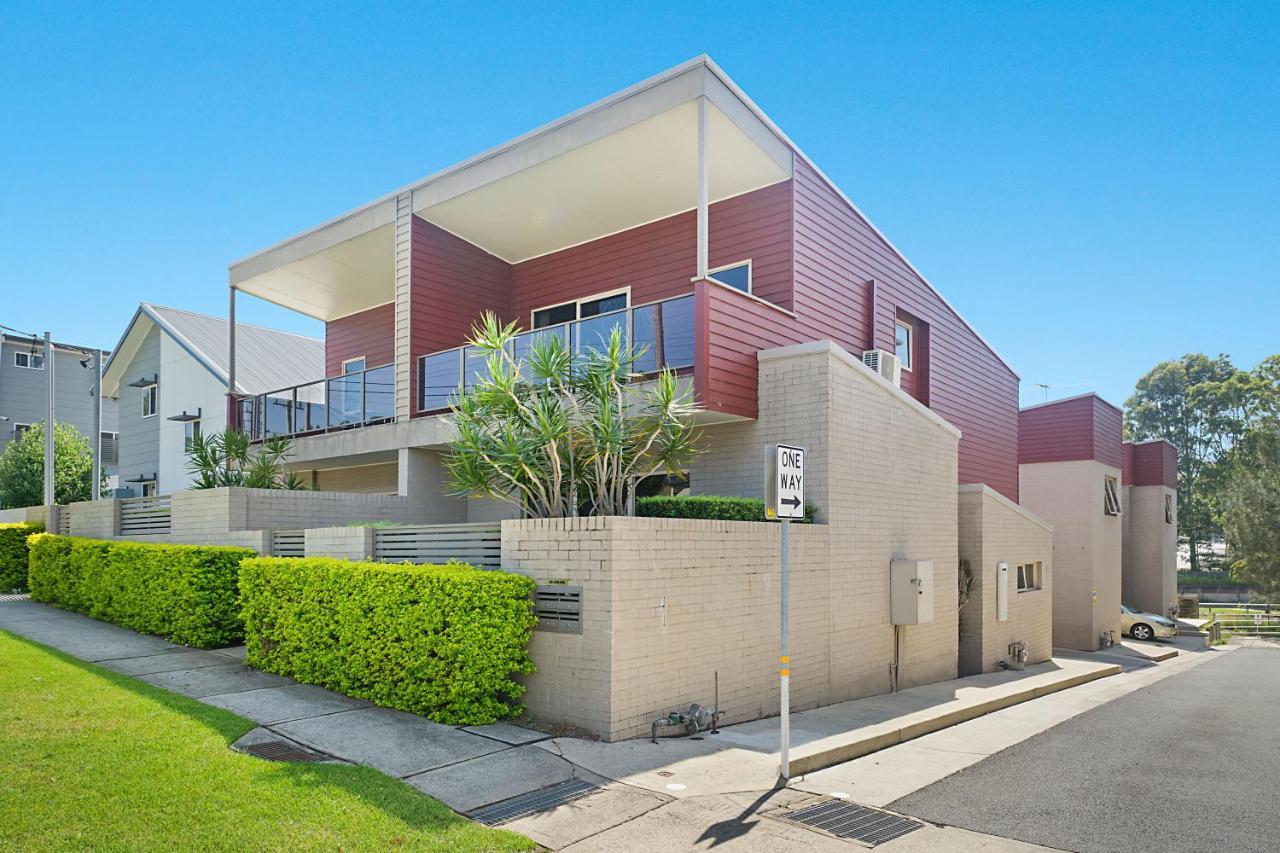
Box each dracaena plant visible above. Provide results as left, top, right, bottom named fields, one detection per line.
left=445, top=311, right=700, bottom=517
left=186, top=429, right=308, bottom=490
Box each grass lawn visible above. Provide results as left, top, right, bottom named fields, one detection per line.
left=0, top=629, right=534, bottom=852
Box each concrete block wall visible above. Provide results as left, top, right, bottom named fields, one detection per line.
left=1020, top=459, right=1123, bottom=650
left=305, top=526, right=375, bottom=561
left=68, top=498, right=120, bottom=537
left=957, top=484, right=1054, bottom=675
left=169, top=488, right=418, bottom=539
left=0, top=505, right=50, bottom=526
left=1122, top=485, right=1178, bottom=617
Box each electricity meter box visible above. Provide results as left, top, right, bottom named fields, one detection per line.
left=890, top=559, right=934, bottom=625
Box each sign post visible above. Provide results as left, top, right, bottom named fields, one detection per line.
left=767, top=444, right=804, bottom=781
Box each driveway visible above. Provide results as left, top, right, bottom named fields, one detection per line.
left=892, top=645, right=1280, bottom=853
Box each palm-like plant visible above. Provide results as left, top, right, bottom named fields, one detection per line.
left=186, top=429, right=307, bottom=490
left=445, top=312, right=700, bottom=517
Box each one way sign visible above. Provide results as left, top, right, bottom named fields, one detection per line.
left=768, top=444, right=805, bottom=521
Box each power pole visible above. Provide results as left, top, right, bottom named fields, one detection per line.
left=91, top=349, right=102, bottom=501
left=43, top=332, right=55, bottom=506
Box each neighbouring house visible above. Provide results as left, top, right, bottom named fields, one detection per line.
left=101, top=304, right=323, bottom=496
left=64, top=54, right=1060, bottom=739
left=1122, top=440, right=1178, bottom=618
left=1018, top=393, right=1126, bottom=651
left=0, top=331, right=118, bottom=488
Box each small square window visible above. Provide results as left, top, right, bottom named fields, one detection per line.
left=14, top=351, right=45, bottom=370
left=1017, top=561, right=1042, bottom=592
left=708, top=261, right=751, bottom=294
left=1103, top=476, right=1121, bottom=516
left=895, top=320, right=912, bottom=370
left=1165, top=494, right=1173, bottom=524
left=141, top=384, right=158, bottom=418
left=13, top=423, right=31, bottom=439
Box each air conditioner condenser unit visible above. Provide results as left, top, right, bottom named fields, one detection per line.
left=862, top=349, right=903, bottom=387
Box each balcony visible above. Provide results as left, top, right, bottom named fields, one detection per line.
left=237, top=362, right=395, bottom=440
left=417, top=293, right=695, bottom=413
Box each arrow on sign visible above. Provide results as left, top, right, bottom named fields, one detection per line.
left=781, top=495, right=801, bottom=510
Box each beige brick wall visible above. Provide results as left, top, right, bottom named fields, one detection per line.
left=1122, top=485, right=1178, bottom=617
left=169, top=488, right=418, bottom=539
left=504, top=341, right=962, bottom=741
left=957, top=484, right=1054, bottom=675
left=1020, top=460, right=1123, bottom=650
left=68, top=498, right=120, bottom=537
left=313, top=462, right=398, bottom=494
left=305, top=526, right=374, bottom=560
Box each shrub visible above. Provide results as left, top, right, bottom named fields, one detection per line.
left=27, top=535, right=253, bottom=647
left=0, top=522, right=43, bottom=592
left=240, top=557, right=537, bottom=725
left=637, top=495, right=818, bottom=523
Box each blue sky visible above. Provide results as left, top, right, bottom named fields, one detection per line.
left=1, top=2, right=1275, bottom=408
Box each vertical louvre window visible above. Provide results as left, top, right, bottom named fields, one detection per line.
left=1165, top=494, right=1173, bottom=524
left=100, top=431, right=118, bottom=465
left=1103, top=476, right=1121, bottom=516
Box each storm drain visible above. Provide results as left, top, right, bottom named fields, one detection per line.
left=468, top=778, right=600, bottom=826
left=779, top=799, right=923, bottom=845
left=241, top=740, right=326, bottom=763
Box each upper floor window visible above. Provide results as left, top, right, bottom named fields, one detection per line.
left=341, top=357, right=366, bottom=375
left=1165, top=494, right=1173, bottom=524
left=532, top=290, right=629, bottom=329
left=100, top=431, right=118, bottom=465
left=895, top=320, right=913, bottom=370
left=1104, top=475, right=1122, bottom=516
left=183, top=420, right=202, bottom=453
left=708, top=260, right=751, bottom=294
left=14, top=350, right=44, bottom=370
left=1017, top=561, right=1043, bottom=592
left=141, top=384, right=158, bottom=418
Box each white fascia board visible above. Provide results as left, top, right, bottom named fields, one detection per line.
left=101, top=307, right=153, bottom=398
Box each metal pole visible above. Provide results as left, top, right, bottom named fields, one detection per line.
left=780, top=518, right=791, bottom=780
left=91, top=349, right=102, bottom=501
left=695, top=96, right=709, bottom=280
left=43, top=333, right=55, bottom=506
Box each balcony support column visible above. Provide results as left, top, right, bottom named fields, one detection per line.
left=227, top=284, right=237, bottom=426
left=394, top=191, right=414, bottom=422
left=696, top=95, right=709, bottom=280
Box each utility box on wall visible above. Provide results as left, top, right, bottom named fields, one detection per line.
left=891, top=559, right=934, bottom=625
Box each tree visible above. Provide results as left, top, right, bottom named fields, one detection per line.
left=1218, top=422, right=1280, bottom=602
left=1124, top=354, right=1268, bottom=571
left=445, top=312, right=701, bottom=517
left=0, top=421, right=100, bottom=508
left=185, top=428, right=307, bottom=490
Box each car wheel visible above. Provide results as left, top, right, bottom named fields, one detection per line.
left=1131, top=623, right=1154, bottom=641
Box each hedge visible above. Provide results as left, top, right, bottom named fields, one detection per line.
left=637, top=495, right=818, bottom=523
left=240, top=557, right=537, bottom=725
left=0, top=522, right=43, bottom=592
left=27, top=535, right=253, bottom=647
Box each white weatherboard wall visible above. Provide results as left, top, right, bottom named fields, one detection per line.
left=157, top=334, right=228, bottom=492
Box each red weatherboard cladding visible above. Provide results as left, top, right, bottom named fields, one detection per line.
left=1018, top=395, right=1124, bottom=469
left=325, top=303, right=395, bottom=375
left=789, top=159, right=1020, bottom=501
left=509, top=181, right=793, bottom=322
left=1123, top=441, right=1177, bottom=489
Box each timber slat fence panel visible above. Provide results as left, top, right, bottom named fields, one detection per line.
left=120, top=495, right=172, bottom=536
left=55, top=507, right=71, bottom=535
left=373, top=523, right=502, bottom=569
left=271, top=529, right=305, bottom=558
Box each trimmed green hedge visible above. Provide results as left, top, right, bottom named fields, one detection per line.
left=240, top=557, right=537, bottom=725
left=637, top=495, right=818, bottom=523
left=0, top=522, right=43, bottom=592
left=27, top=535, right=253, bottom=647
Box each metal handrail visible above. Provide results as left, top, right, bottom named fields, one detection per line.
left=239, top=361, right=395, bottom=439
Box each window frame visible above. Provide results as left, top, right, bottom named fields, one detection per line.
left=139, top=481, right=158, bottom=498
left=183, top=419, right=202, bottom=453
left=100, top=431, right=119, bottom=465
left=12, top=422, right=31, bottom=439
left=340, top=357, right=367, bottom=375
left=1164, top=494, right=1173, bottom=524
left=1016, top=561, right=1042, bottom=592
left=894, top=318, right=913, bottom=371
left=14, top=350, right=45, bottom=370
left=1103, top=475, right=1122, bottom=516
left=529, top=287, right=631, bottom=330
left=707, top=259, right=752, bottom=295
left=140, top=383, right=158, bottom=419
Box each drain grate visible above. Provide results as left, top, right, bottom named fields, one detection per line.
left=468, top=778, right=600, bottom=826
left=780, top=799, right=923, bottom=845
left=242, top=740, right=325, bottom=763
left=0, top=593, right=31, bottom=602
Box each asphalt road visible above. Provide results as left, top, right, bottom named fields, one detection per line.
left=892, top=647, right=1280, bottom=853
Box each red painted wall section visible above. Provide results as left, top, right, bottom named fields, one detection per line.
left=790, top=158, right=1020, bottom=501
left=1124, top=440, right=1177, bottom=488
left=510, top=181, right=793, bottom=323
left=1019, top=394, right=1123, bottom=469
left=325, top=303, right=395, bottom=376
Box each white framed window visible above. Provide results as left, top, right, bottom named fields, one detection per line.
left=183, top=420, right=202, bottom=453
left=1017, top=561, right=1043, bottom=592
left=895, top=319, right=913, bottom=370
left=140, top=481, right=158, bottom=497
left=531, top=288, right=630, bottom=329
left=1104, top=476, right=1122, bottom=516
left=1165, top=494, right=1173, bottom=524
left=141, top=384, right=157, bottom=418
left=341, top=357, right=366, bottom=375
left=708, top=260, right=751, bottom=294
left=13, top=423, right=31, bottom=439
left=14, top=350, right=44, bottom=370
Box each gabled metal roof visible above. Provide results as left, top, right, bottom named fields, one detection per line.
left=102, top=303, right=324, bottom=397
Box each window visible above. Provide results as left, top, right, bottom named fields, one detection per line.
left=895, top=320, right=913, bottom=370
left=140, top=481, right=158, bottom=497
left=341, top=357, right=366, bottom=375
left=1165, top=494, right=1173, bottom=524
left=1016, top=561, right=1042, bottom=592
left=13, top=423, right=31, bottom=439
left=1103, top=475, right=1121, bottom=516
left=708, top=260, right=751, bottom=294
left=14, top=350, right=44, bottom=370
left=141, top=383, right=157, bottom=418
left=100, top=431, right=118, bottom=465
left=183, top=420, right=202, bottom=453
left=532, top=290, right=629, bottom=329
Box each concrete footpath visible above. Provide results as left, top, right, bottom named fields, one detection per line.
left=0, top=597, right=1227, bottom=852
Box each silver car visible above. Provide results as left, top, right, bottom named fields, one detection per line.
left=1121, top=604, right=1178, bottom=641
